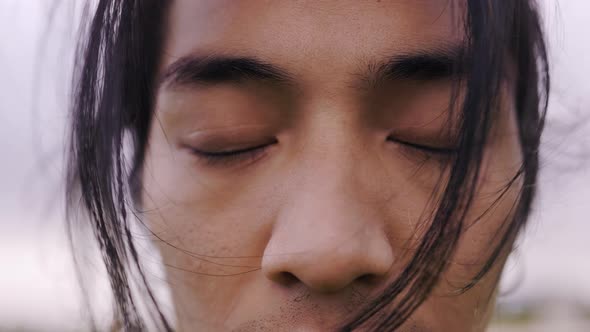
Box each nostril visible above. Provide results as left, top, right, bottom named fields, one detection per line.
left=274, top=271, right=300, bottom=287
left=355, top=273, right=380, bottom=285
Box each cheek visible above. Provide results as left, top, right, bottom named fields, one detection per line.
left=412, top=139, right=523, bottom=331
left=141, top=151, right=276, bottom=261
left=444, top=106, right=524, bottom=285
left=139, top=125, right=276, bottom=270
left=139, top=140, right=280, bottom=320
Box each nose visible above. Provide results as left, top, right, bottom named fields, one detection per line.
left=261, top=170, right=394, bottom=293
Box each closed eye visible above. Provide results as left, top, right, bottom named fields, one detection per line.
left=189, top=140, right=277, bottom=167
left=386, top=136, right=457, bottom=155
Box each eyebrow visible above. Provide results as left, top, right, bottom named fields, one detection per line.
left=364, top=46, right=468, bottom=89
left=160, top=46, right=467, bottom=90
left=381, top=49, right=466, bottom=80
left=160, top=55, right=293, bottom=88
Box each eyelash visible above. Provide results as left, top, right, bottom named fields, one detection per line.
left=386, top=136, right=458, bottom=155
left=386, top=136, right=458, bottom=164
left=190, top=141, right=276, bottom=167
left=189, top=137, right=456, bottom=167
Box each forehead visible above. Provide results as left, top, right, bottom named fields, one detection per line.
left=162, top=1, right=465, bottom=76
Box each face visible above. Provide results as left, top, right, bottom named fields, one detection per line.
left=141, top=1, right=523, bottom=331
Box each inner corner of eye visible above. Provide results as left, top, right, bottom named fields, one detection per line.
left=176, top=140, right=204, bottom=150
left=385, top=134, right=406, bottom=144
left=178, top=141, right=194, bottom=150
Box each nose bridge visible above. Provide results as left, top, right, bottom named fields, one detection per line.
left=283, top=117, right=375, bottom=247
left=297, top=104, right=368, bottom=193
left=262, top=145, right=394, bottom=292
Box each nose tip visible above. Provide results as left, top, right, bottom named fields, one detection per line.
left=261, top=148, right=395, bottom=294
left=262, top=228, right=394, bottom=293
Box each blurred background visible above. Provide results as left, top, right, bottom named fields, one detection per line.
left=0, top=1, right=588, bottom=331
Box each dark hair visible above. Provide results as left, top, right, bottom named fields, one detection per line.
left=66, top=1, right=549, bottom=331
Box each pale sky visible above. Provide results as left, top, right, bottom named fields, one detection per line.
left=0, top=1, right=588, bottom=330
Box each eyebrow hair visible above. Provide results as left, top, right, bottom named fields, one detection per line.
left=160, top=55, right=293, bottom=88
left=367, top=46, right=468, bottom=87
left=160, top=46, right=468, bottom=90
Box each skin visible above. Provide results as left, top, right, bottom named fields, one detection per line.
left=140, top=1, right=523, bottom=331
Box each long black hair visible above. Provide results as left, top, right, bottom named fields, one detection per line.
left=66, top=1, right=549, bottom=331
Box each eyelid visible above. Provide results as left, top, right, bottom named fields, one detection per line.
left=386, top=136, right=458, bottom=155
left=191, top=141, right=273, bottom=157
left=187, top=140, right=277, bottom=167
